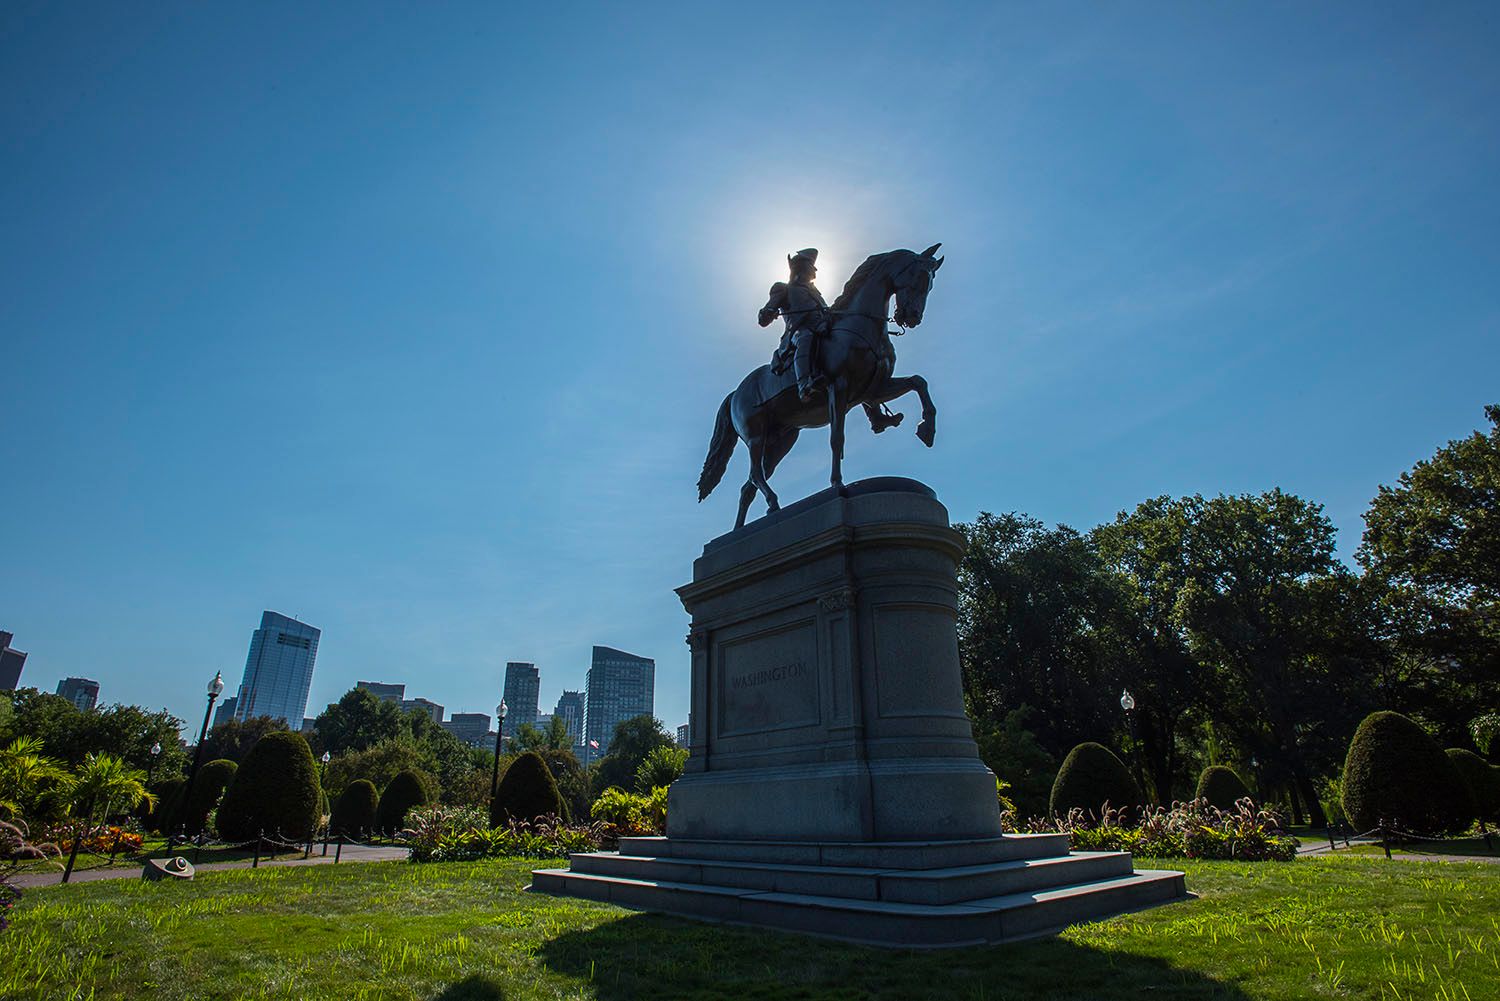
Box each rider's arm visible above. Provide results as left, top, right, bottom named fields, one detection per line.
left=758, top=282, right=788, bottom=327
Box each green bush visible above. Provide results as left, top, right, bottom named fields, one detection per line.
left=1341, top=711, right=1474, bottom=836
left=1195, top=765, right=1252, bottom=811
left=180, top=759, right=237, bottom=836
left=330, top=779, right=379, bottom=835
left=1049, top=742, right=1141, bottom=819
left=216, top=732, right=320, bottom=841
left=376, top=770, right=430, bottom=834
left=634, top=746, right=687, bottom=793
left=1446, top=748, right=1499, bottom=824
left=491, top=752, right=565, bottom=827
left=405, top=805, right=605, bottom=863
left=147, top=777, right=186, bottom=834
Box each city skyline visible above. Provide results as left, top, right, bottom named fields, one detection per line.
left=4, top=5, right=1498, bottom=739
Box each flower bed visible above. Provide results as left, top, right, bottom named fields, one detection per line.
left=1006, top=798, right=1299, bottom=861
left=404, top=806, right=605, bottom=863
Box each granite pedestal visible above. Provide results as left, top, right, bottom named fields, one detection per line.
left=532, top=478, right=1187, bottom=946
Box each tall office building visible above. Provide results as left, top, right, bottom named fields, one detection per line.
left=212, top=695, right=239, bottom=729
left=502, top=662, right=539, bottom=738
left=57, top=677, right=100, bottom=711
left=402, top=697, right=444, bottom=723
left=554, top=690, right=586, bottom=749
left=677, top=723, right=690, bottom=748
left=357, top=681, right=405, bottom=703
left=441, top=712, right=493, bottom=747
left=0, top=631, right=26, bottom=691
left=233, top=611, right=321, bottom=726
left=584, top=646, right=654, bottom=763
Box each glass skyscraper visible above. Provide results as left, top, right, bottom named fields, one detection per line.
left=233, top=611, right=320, bottom=726
left=502, top=662, right=539, bottom=737
left=584, top=645, right=654, bottom=763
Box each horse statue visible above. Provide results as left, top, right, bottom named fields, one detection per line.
left=697, top=244, right=945, bottom=529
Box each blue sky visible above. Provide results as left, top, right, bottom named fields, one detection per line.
left=3, top=3, right=1497, bottom=736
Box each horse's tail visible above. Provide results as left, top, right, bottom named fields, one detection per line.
left=697, top=393, right=737, bottom=501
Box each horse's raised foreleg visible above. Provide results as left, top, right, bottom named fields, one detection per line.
left=867, top=374, right=937, bottom=447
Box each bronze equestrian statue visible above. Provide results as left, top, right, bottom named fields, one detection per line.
left=698, top=244, right=945, bottom=529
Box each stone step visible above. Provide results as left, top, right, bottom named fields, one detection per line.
left=615, top=833, right=1071, bottom=869
left=569, top=849, right=1133, bottom=905
left=529, top=867, right=1189, bottom=948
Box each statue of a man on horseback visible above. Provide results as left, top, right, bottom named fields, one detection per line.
left=699, top=243, right=946, bottom=529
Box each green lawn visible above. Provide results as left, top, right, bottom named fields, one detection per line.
left=10, top=834, right=313, bottom=877
left=4, top=855, right=1498, bottom=1000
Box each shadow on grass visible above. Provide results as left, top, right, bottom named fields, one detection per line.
left=429, top=975, right=506, bottom=1001
left=539, top=912, right=1253, bottom=1001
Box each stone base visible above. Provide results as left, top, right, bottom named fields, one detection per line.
left=531, top=834, right=1188, bottom=948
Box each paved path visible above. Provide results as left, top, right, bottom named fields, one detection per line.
left=1296, top=837, right=1500, bottom=864
left=11, top=843, right=409, bottom=888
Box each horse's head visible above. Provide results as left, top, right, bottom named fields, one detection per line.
left=891, top=243, right=944, bottom=329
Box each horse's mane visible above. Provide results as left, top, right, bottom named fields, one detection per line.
left=831, top=250, right=907, bottom=311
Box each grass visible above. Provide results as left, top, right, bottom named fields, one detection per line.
left=1338, top=836, right=1500, bottom=859
left=3, top=855, right=1498, bottom=1000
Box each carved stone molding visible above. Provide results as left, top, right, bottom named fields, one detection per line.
left=817, top=587, right=857, bottom=613
left=686, top=629, right=710, bottom=651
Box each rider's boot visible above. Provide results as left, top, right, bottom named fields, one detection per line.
left=794, top=336, right=823, bottom=401
left=865, top=403, right=904, bottom=433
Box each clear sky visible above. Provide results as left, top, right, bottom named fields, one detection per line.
left=3, top=3, right=1497, bottom=736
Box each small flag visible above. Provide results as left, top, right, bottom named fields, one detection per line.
left=588, top=740, right=599, bottom=749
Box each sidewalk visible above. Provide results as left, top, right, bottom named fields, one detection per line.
left=11, top=842, right=409, bottom=888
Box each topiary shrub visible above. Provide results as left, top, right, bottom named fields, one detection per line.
left=330, top=779, right=379, bottom=836
left=181, top=759, right=237, bottom=836
left=1195, top=765, right=1252, bottom=811
left=147, top=777, right=186, bottom=834
left=1341, top=711, right=1474, bottom=836
left=491, top=752, right=565, bottom=827
left=216, top=732, right=320, bottom=841
left=376, top=770, right=430, bottom=834
left=1049, top=742, right=1141, bottom=820
left=1446, top=748, right=1498, bottom=824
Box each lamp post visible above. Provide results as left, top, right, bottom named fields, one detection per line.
left=175, top=671, right=225, bottom=842
left=1120, top=688, right=1146, bottom=804
left=490, top=700, right=508, bottom=799
left=147, top=741, right=163, bottom=786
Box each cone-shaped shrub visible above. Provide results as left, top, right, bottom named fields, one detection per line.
left=491, top=751, right=565, bottom=827
left=1195, top=765, right=1252, bottom=811
left=1446, top=748, right=1498, bottom=823
left=376, top=770, right=430, bottom=834
left=331, top=779, right=380, bottom=835
left=1341, top=711, right=1474, bottom=835
left=1049, top=742, right=1142, bottom=818
left=181, top=759, right=237, bottom=835
left=148, top=777, right=186, bottom=834
left=216, top=732, right=320, bottom=841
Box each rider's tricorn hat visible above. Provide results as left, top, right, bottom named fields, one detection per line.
left=788, top=248, right=818, bottom=266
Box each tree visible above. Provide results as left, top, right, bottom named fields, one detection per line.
left=71, top=753, right=154, bottom=823
left=635, top=746, right=687, bottom=792
left=178, top=759, right=237, bottom=835
left=1342, top=711, right=1474, bottom=835
left=323, top=738, right=437, bottom=803
left=1359, top=405, right=1500, bottom=741
left=313, top=689, right=404, bottom=755
left=0, top=737, right=72, bottom=822
left=375, top=770, right=430, bottom=833
left=957, top=513, right=1118, bottom=760
left=216, top=732, right=321, bottom=841
left=516, top=716, right=589, bottom=818
left=0, top=690, right=187, bottom=778
left=330, top=779, right=380, bottom=835
left=491, top=752, right=566, bottom=825
left=969, top=706, right=1057, bottom=819
left=1049, top=742, right=1141, bottom=819
left=199, top=716, right=289, bottom=764
left=591, top=716, right=674, bottom=796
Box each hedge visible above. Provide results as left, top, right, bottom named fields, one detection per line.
left=491, top=752, right=566, bottom=827
left=376, top=770, right=430, bottom=834
left=1049, top=742, right=1142, bottom=819
left=180, top=758, right=237, bottom=836
left=1341, top=711, right=1474, bottom=836
left=216, top=732, right=321, bottom=841
left=1446, top=748, right=1499, bottom=824
left=1195, top=765, right=1252, bottom=811
left=330, top=779, right=380, bottom=835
